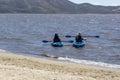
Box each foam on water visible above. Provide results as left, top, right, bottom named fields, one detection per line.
left=58, top=57, right=120, bottom=69
left=0, top=49, right=8, bottom=53
left=115, top=27, right=120, bottom=30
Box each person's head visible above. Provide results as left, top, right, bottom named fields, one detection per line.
left=55, top=33, right=58, bottom=36
left=78, top=33, right=81, bottom=36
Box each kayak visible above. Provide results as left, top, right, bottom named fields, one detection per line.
left=51, top=42, right=63, bottom=47
left=73, top=41, right=85, bottom=48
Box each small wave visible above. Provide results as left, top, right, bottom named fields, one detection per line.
left=115, top=28, right=120, bottom=30
left=1, top=37, right=24, bottom=41
left=0, top=37, right=31, bottom=44
left=0, top=49, right=7, bottom=52
left=58, top=57, right=120, bottom=69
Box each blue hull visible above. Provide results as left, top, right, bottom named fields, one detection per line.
left=51, top=42, right=63, bottom=47
left=73, top=41, right=85, bottom=48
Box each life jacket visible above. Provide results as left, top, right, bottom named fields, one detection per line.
left=53, top=35, right=61, bottom=42
left=76, top=36, right=83, bottom=42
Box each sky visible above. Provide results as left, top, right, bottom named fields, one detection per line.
left=69, top=0, right=120, bottom=6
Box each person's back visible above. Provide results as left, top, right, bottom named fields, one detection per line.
left=53, top=33, right=61, bottom=42
left=75, top=33, right=83, bottom=42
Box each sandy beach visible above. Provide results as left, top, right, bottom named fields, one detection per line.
left=0, top=52, right=120, bottom=80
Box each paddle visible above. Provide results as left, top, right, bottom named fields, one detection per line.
left=42, top=40, right=74, bottom=43
left=65, top=35, right=100, bottom=38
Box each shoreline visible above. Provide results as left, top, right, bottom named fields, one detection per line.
left=40, top=53, right=120, bottom=70
left=0, top=52, right=120, bottom=80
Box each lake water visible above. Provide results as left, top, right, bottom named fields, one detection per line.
left=0, top=14, right=120, bottom=69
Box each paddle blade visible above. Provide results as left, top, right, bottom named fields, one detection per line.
left=42, top=40, right=74, bottom=43
left=66, top=35, right=100, bottom=39
left=83, top=35, right=100, bottom=38
left=42, top=40, right=50, bottom=43
left=65, top=35, right=71, bottom=38
left=65, top=35, right=75, bottom=38
left=95, top=35, right=100, bottom=38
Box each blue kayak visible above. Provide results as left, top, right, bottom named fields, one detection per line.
left=73, top=41, right=85, bottom=48
left=51, top=42, right=63, bottom=47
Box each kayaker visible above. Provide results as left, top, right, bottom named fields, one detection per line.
left=53, top=33, right=61, bottom=42
left=75, top=33, right=84, bottom=42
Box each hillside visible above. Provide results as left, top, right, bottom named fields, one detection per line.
left=0, top=0, right=120, bottom=13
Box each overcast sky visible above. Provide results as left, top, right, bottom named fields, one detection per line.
left=69, top=0, right=120, bottom=6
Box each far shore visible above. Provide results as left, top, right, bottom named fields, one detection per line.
left=0, top=52, right=120, bottom=80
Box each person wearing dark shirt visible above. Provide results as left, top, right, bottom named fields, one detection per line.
left=75, top=33, right=83, bottom=42
left=53, top=33, right=61, bottom=42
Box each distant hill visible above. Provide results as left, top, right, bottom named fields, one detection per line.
left=0, top=0, right=120, bottom=13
